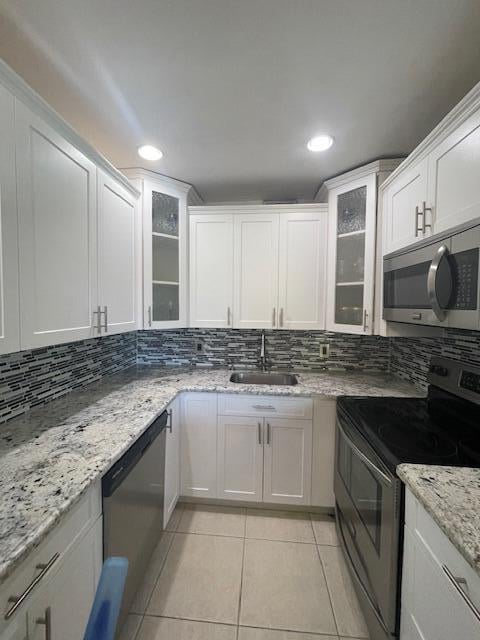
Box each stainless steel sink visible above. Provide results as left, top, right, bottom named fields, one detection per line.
left=229, top=372, right=298, bottom=386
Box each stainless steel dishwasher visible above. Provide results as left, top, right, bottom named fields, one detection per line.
left=102, top=410, right=168, bottom=634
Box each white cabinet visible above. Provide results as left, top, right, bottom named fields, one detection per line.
left=16, top=100, right=98, bottom=349
left=326, top=173, right=377, bottom=334
left=263, top=418, right=312, bottom=505
left=0, top=84, right=20, bottom=355
left=97, top=171, right=137, bottom=335
left=217, top=415, right=263, bottom=502
left=382, top=158, right=429, bottom=255
left=164, top=397, right=180, bottom=527
left=189, top=213, right=234, bottom=327
left=233, top=213, right=280, bottom=329
left=427, top=108, right=480, bottom=234
left=180, top=392, right=218, bottom=497
left=401, top=489, right=480, bottom=640
left=278, top=211, right=326, bottom=330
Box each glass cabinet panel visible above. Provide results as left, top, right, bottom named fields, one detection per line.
left=334, top=186, right=367, bottom=325
left=151, top=190, right=180, bottom=322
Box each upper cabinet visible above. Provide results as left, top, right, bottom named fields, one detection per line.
left=16, top=100, right=99, bottom=349
left=124, top=169, right=200, bottom=330
left=0, top=84, right=20, bottom=355
left=188, top=205, right=327, bottom=331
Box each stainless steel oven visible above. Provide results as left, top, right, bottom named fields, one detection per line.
left=334, top=407, right=402, bottom=640
left=383, top=218, right=480, bottom=328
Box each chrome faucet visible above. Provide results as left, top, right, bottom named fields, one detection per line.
left=259, top=331, right=269, bottom=371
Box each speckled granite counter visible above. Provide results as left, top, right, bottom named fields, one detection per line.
left=0, top=365, right=419, bottom=585
left=398, top=464, right=480, bottom=576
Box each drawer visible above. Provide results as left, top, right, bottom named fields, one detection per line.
left=0, top=482, right=101, bottom=628
left=218, top=394, right=313, bottom=419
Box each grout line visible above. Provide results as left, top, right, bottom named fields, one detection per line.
left=141, top=613, right=238, bottom=626
left=140, top=530, right=176, bottom=615
left=315, top=544, right=340, bottom=637
left=236, top=535, right=247, bottom=631
left=237, top=622, right=343, bottom=637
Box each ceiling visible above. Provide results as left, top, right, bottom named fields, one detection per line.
left=1, top=0, right=480, bottom=203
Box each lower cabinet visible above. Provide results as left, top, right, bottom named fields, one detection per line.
left=164, top=397, right=180, bottom=527
left=401, top=489, right=480, bottom=639
left=180, top=392, right=218, bottom=498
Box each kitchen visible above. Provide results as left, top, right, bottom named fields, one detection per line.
left=0, top=2, right=480, bottom=640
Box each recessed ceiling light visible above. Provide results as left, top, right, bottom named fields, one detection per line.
left=138, top=145, right=163, bottom=161
left=307, top=134, right=334, bottom=152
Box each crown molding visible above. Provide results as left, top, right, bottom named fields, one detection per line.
left=379, top=79, right=480, bottom=192
left=314, top=158, right=404, bottom=200
left=121, top=167, right=203, bottom=204
left=0, top=58, right=140, bottom=198
left=188, top=202, right=328, bottom=215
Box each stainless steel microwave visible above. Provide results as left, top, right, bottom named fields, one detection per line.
left=383, top=218, right=480, bottom=329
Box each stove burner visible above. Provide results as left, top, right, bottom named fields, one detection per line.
left=377, top=423, right=458, bottom=459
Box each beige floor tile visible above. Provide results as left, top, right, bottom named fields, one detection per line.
left=137, top=616, right=237, bottom=640
left=178, top=504, right=246, bottom=537
left=117, top=614, right=142, bottom=640
left=147, top=533, right=244, bottom=624
left=240, top=538, right=336, bottom=635
left=246, top=509, right=315, bottom=543
left=318, top=546, right=369, bottom=638
left=238, top=627, right=337, bottom=640
left=310, top=514, right=338, bottom=546
left=130, top=531, right=174, bottom=614
left=165, top=502, right=184, bottom=531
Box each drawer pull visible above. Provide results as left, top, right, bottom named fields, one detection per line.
left=5, top=553, right=59, bottom=620
left=442, top=564, right=480, bottom=623
left=36, top=606, right=52, bottom=640
left=252, top=404, right=276, bottom=411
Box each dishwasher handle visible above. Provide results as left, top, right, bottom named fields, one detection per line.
left=102, top=410, right=168, bottom=497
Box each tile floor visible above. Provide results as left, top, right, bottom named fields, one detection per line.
left=119, top=503, right=369, bottom=640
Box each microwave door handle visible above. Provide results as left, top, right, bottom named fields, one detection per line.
left=337, top=420, right=392, bottom=486
left=427, top=244, right=450, bottom=322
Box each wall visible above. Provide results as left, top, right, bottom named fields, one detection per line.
left=390, top=328, right=480, bottom=390
left=0, top=332, right=136, bottom=423
left=137, top=328, right=391, bottom=371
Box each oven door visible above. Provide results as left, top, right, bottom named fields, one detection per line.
left=334, top=411, right=402, bottom=637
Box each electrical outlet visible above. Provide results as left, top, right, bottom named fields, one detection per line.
left=194, top=340, right=204, bottom=355
left=319, top=343, right=330, bottom=359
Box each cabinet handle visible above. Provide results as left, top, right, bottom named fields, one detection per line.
left=5, top=553, right=59, bottom=620
left=272, top=307, right=276, bottom=328
left=258, top=422, right=262, bottom=445
left=279, top=308, right=284, bottom=328
left=442, top=564, right=480, bottom=623
left=167, top=409, right=173, bottom=433
left=415, top=205, right=423, bottom=237
left=147, top=305, right=152, bottom=327
left=422, top=201, right=432, bottom=233
left=227, top=307, right=231, bottom=326
left=266, top=422, right=271, bottom=445
left=93, top=306, right=102, bottom=334
left=363, top=309, right=368, bottom=332
left=102, top=305, right=108, bottom=332
left=36, top=606, right=52, bottom=640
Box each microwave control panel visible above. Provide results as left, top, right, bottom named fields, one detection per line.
left=450, top=248, right=479, bottom=310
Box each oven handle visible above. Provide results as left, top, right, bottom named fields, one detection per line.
left=337, top=419, right=393, bottom=486
left=427, top=244, right=450, bottom=322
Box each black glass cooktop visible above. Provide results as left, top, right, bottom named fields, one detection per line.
left=337, top=387, right=480, bottom=474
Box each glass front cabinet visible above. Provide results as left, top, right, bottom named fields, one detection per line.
left=326, top=172, right=377, bottom=334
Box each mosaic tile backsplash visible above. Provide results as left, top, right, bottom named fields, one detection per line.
left=137, top=328, right=391, bottom=371
left=0, top=332, right=136, bottom=423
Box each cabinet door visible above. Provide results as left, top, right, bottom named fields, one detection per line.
left=143, top=181, right=187, bottom=329
left=310, top=399, right=336, bottom=508
left=164, top=397, right=180, bottom=527
left=427, top=108, right=480, bottom=234
left=28, top=518, right=102, bottom=640
left=189, top=214, right=234, bottom=327
left=233, top=214, right=280, bottom=329
left=383, top=158, right=429, bottom=254
left=263, top=418, right=312, bottom=505
left=0, top=85, right=19, bottom=355
left=326, top=174, right=376, bottom=334
left=217, top=415, right=263, bottom=502
left=278, top=210, right=326, bottom=330
left=180, top=392, right=218, bottom=498
left=97, top=171, right=137, bottom=335
left=16, top=100, right=97, bottom=349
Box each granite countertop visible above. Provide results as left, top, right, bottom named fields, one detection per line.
left=0, top=365, right=419, bottom=586
left=398, top=464, right=480, bottom=577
